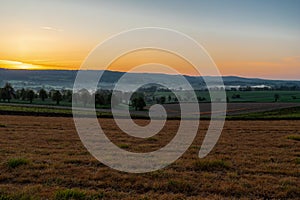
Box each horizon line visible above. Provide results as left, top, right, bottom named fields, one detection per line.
left=1, top=67, right=300, bottom=82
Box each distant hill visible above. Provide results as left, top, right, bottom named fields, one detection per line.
left=0, top=68, right=300, bottom=91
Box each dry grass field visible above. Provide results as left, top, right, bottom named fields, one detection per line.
left=0, top=115, right=299, bottom=199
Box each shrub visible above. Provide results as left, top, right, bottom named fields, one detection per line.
left=0, top=124, right=6, bottom=128
left=167, top=180, right=195, bottom=194
left=0, top=194, right=12, bottom=200
left=146, top=137, right=158, bottom=142
left=7, top=158, right=29, bottom=168
left=118, top=144, right=129, bottom=149
left=194, top=159, right=231, bottom=171
left=287, top=135, right=300, bottom=141
left=54, top=189, right=86, bottom=200
left=0, top=193, right=34, bottom=200
left=295, top=158, right=300, bottom=164
left=90, top=192, right=104, bottom=200
left=64, top=159, right=84, bottom=165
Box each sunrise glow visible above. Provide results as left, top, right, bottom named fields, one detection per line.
left=0, top=1, right=299, bottom=79
left=0, top=60, right=42, bottom=70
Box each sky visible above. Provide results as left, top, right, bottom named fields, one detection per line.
left=0, top=0, right=299, bottom=79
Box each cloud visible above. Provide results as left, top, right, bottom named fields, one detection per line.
left=0, top=59, right=23, bottom=65
left=40, top=26, right=63, bottom=32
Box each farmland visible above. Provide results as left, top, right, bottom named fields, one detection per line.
left=3, top=90, right=300, bottom=107
left=154, top=90, right=300, bottom=103
left=0, top=115, right=299, bottom=199
left=1, top=1, right=300, bottom=199
left=1, top=102, right=300, bottom=119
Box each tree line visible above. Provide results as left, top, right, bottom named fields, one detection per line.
left=0, top=82, right=148, bottom=110
left=0, top=82, right=218, bottom=110
left=0, top=83, right=65, bottom=105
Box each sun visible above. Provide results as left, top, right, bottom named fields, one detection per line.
left=0, top=60, right=43, bottom=70
left=18, top=63, right=40, bottom=70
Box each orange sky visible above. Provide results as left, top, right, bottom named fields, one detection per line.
left=2, top=51, right=300, bottom=79
left=0, top=0, right=300, bottom=80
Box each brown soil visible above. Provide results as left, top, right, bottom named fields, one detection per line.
left=0, top=115, right=299, bottom=199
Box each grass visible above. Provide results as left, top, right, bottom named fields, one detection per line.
left=0, top=116, right=300, bottom=199
left=0, top=104, right=114, bottom=118
left=146, top=137, right=158, bottom=142
left=194, top=159, right=231, bottom=171
left=7, top=158, right=29, bottom=168
left=227, top=106, right=300, bottom=120
left=8, top=98, right=111, bottom=109
left=118, top=144, right=129, bottom=149
left=0, top=194, right=12, bottom=200
left=54, top=189, right=104, bottom=200
left=54, top=189, right=86, bottom=200
left=287, top=135, right=300, bottom=141
left=226, top=91, right=300, bottom=103
left=155, top=90, right=300, bottom=103
left=9, top=98, right=72, bottom=107
left=0, top=193, right=34, bottom=200
left=2, top=100, right=300, bottom=120
left=167, top=180, right=196, bottom=194
left=0, top=105, right=72, bottom=115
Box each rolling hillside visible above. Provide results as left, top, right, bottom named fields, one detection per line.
left=1, top=68, right=300, bottom=91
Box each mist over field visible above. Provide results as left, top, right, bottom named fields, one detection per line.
left=1, top=69, right=300, bottom=91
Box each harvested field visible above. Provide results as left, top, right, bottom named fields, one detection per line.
left=1, top=102, right=300, bottom=119
left=162, top=102, right=300, bottom=117
left=0, top=115, right=299, bottom=199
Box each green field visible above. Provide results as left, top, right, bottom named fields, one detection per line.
left=1, top=90, right=300, bottom=120
left=5, top=98, right=72, bottom=107
left=0, top=104, right=72, bottom=115
left=1, top=104, right=300, bottom=120
left=2, top=91, right=300, bottom=109
left=227, top=106, right=300, bottom=120
left=225, top=91, right=300, bottom=103
left=154, top=90, right=300, bottom=103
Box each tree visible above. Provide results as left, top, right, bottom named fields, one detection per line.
left=39, top=89, right=48, bottom=101
left=72, top=93, right=80, bottom=105
left=130, top=92, right=146, bottom=110
left=197, top=96, right=206, bottom=102
left=132, top=97, right=146, bottom=111
left=62, top=89, right=72, bottom=102
left=20, top=88, right=26, bottom=100
left=232, top=94, right=241, bottom=99
left=66, top=90, right=73, bottom=102
left=27, top=90, right=35, bottom=104
left=274, top=94, right=280, bottom=102
left=226, top=97, right=230, bottom=103
left=111, top=93, right=121, bottom=108
left=52, top=90, right=62, bottom=105
left=174, top=97, right=178, bottom=103
left=48, top=89, right=54, bottom=99
left=15, top=88, right=27, bottom=101
left=0, top=88, right=2, bottom=101
left=168, top=95, right=172, bottom=102
left=160, top=96, right=166, bottom=104
left=79, top=88, right=91, bottom=107
left=95, top=92, right=105, bottom=106
left=1, top=83, right=15, bottom=102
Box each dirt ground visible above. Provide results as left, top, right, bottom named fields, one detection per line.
left=0, top=115, right=299, bottom=199
left=161, top=102, right=300, bottom=117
